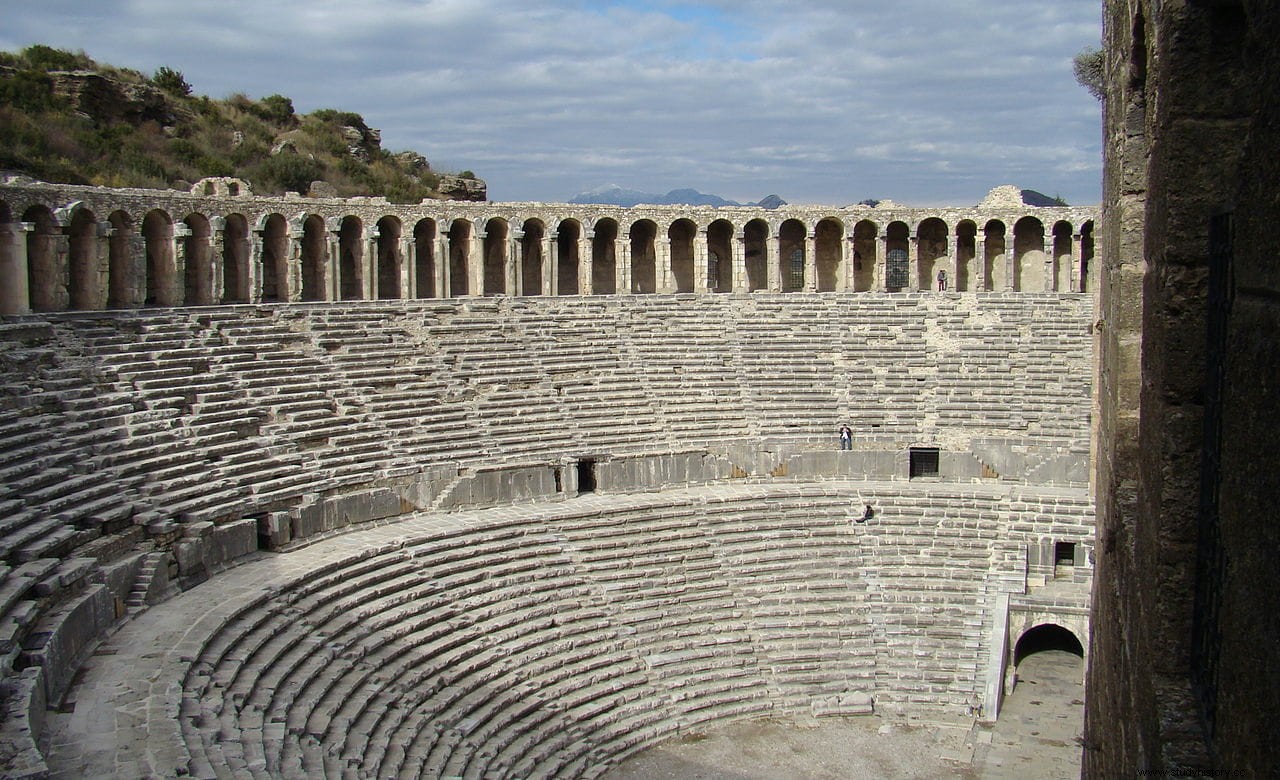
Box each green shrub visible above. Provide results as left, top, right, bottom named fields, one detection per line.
left=21, top=45, right=93, bottom=72
left=153, top=66, right=191, bottom=96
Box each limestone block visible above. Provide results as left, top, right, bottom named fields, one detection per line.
left=24, top=583, right=115, bottom=706
left=292, top=489, right=403, bottom=541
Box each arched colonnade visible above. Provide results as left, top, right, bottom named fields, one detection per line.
left=0, top=184, right=1097, bottom=315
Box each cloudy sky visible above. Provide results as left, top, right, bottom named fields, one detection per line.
left=1, top=0, right=1102, bottom=206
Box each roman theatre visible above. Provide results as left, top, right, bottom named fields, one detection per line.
left=0, top=175, right=1097, bottom=778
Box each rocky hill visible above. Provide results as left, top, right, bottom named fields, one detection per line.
left=0, top=45, right=484, bottom=202
left=569, top=184, right=787, bottom=209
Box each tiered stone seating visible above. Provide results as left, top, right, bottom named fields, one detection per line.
left=166, top=482, right=1087, bottom=778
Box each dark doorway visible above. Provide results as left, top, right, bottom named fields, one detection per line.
left=577, top=458, right=597, bottom=493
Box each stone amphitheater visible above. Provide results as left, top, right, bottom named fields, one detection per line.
left=0, top=175, right=1098, bottom=778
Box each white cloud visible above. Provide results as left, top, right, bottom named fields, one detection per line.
left=0, top=0, right=1102, bottom=205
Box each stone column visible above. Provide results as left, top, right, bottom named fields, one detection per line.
left=170, top=225, right=191, bottom=306
left=803, top=229, right=818, bottom=292
left=364, top=226, right=379, bottom=300
left=1005, top=249, right=1015, bottom=293
left=1071, top=233, right=1084, bottom=293
left=92, top=221, right=113, bottom=308
left=1043, top=237, right=1055, bottom=292
left=436, top=235, right=449, bottom=297
left=209, top=219, right=226, bottom=304
left=509, top=229, right=523, bottom=296
left=907, top=235, right=920, bottom=292
left=548, top=231, right=560, bottom=295
left=693, top=227, right=710, bottom=294
left=467, top=229, right=483, bottom=296
left=975, top=230, right=987, bottom=292
left=657, top=237, right=673, bottom=294
left=0, top=222, right=32, bottom=315
left=732, top=230, right=748, bottom=293
left=327, top=230, right=343, bottom=301
left=287, top=235, right=303, bottom=302
left=839, top=231, right=852, bottom=292
left=578, top=230, right=593, bottom=295
left=248, top=229, right=264, bottom=304
left=542, top=232, right=555, bottom=296
left=401, top=236, right=415, bottom=299
left=126, top=229, right=146, bottom=307
left=877, top=231, right=889, bottom=291
left=766, top=232, right=782, bottom=292
left=615, top=236, right=630, bottom=294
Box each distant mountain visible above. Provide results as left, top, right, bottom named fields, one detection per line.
left=1020, top=189, right=1068, bottom=207
left=569, top=184, right=786, bottom=209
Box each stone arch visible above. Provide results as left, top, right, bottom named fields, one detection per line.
left=917, top=217, right=949, bottom=291
left=447, top=219, right=472, bottom=297
left=222, top=214, right=250, bottom=304
left=142, top=209, right=176, bottom=306
left=1013, top=623, right=1085, bottom=667
left=555, top=219, right=580, bottom=296
left=301, top=215, right=327, bottom=302
left=520, top=218, right=545, bottom=296
left=955, top=220, right=978, bottom=292
left=377, top=215, right=402, bottom=299
left=779, top=219, right=806, bottom=293
left=1013, top=216, right=1046, bottom=292
left=668, top=219, right=696, bottom=293
left=1079, top=220, right=1095, bottom=293
left=852, top=219, right=877, bottom=292
left=885, top=221, right=910, bottom=292
left=412, top=218, right=436, bottom=299
left=815, top=217, right=843, bottom=292
left=707, top=219, right=734, bottom=293
left=482, top=217, right=508, bottom=296
left=982, top=220, right=1007, bottom=291
left=339, top=215, right=364, bottom=300
left=1052, top=221, right=1074, bottom=292
left=591, top=218, right=618, bottom=295
left=629, top=219, right=657, bottom=294
left=183, top=213, right=213, bottom=306
left=67, top=206, right=101, bottom=310
left=260, top=213, right=289, bottom=303
left=23, top=204, right=62, bottom=312
left=744, top=219, right=769, bottom=292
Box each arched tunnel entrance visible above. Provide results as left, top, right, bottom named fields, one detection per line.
left=1014, top=623, right=1084, bottom=666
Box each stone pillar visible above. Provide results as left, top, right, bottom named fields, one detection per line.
left=657, top=237, right=673, bottom=294
left=364, top=226, right=379, bottom=300
left=328, top=230, right=343, bottom=301
left=436, top=235, right=449, bottom=297
left=578, top=230, right=593, bottom=295
left=975, top=230, right=987, bottom=292
left=1005, top=250, right=1015, bottom=293
left=615, top=236, right=630, bottom=294
left=693, top=227, right=710, bottom=294
left=907, top=235, right=920, bottom=292
left=1071, top=233, right=1084, bottom=293
left=0, top=222, right=32, bottom=315
left=400, top=236, right=415, bottom=299
left=248, top=229, right=264, bottom=304
left=767, top=232, right=782, bottom=292
left=839, top=232, right=853, bottom=292
left=877, top=232, right=890, bottom=291
left=92, top=221, right=113, bottom=308
left=548, top=231, right=560, bottom=295
left=732, top=230, right=748, bottom=293
left=286, top=235, right=303, bottom=302
left=509, top=229, right=523, bottom=296
left=467, top=230, right=483, bottom=296
left=168, top=225, right=190, bottom=306
left=209, top=219, right=226, bottom=304
left=1043, top=237, right=1055, bottom=292
left=803, top=230, right=818, bottom=292
left=542, top=233, right=555, bottom=296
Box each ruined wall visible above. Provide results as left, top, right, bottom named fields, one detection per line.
left=1087, top=0, right=1279, bottom=775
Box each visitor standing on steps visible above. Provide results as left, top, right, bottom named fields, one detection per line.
left=839, top=424, right=852, bottom=450
left=937, top=269, right=947, bottom=291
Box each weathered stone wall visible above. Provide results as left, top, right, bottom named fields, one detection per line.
left=1087, top=1, right=1279, bottom=775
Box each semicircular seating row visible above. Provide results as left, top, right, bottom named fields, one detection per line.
left=176, top=486, right=1064, bottom=780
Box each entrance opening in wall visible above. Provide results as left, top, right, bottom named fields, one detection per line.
left=1013, top=624, right=1084, bottom=666
left=577, top=458, right=597, bottom=493
left=1055, top=541, right=1077, bottom=566
left=908, top=447, right=940, bottom=478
